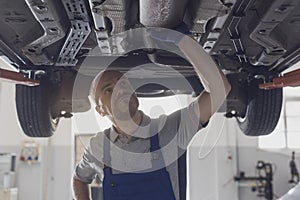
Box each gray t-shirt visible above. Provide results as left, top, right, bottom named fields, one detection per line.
left=74, top=101, right=205, bottom=200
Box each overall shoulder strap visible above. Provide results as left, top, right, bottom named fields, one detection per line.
left=103, top=129, right=111, bottom=169
left=149, top=119, right=160, bottom=152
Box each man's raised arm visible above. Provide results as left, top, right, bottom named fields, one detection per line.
left=178, top=35, right=231, bottom=125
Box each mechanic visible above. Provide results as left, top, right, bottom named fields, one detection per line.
left=72, top=28, right=231, bottom=200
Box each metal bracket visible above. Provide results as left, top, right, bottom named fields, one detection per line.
left=249, top=0, right=299, bottom=66
left=23, top=0, right=67, bottom=65
left=88, top=1, right=112, bottom=55
left=227, top=0, right=252, bottom=63
left=87, top=0, right=128, bottom=55
left=203, top=14, right=229, bottom=53
left=56, top=0, right=91, bottom=66
left=56, top=21, right=91, bottom=66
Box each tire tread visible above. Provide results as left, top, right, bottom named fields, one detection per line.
left=15, top=80, right=58, bottom=137
left=238, top=88, right=283, bottom=136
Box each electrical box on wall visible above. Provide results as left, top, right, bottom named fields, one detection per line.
left=0, top=153, right=16, bottom=189
left=0, top=154, right=11, bottom=188
left=0, top=188, right=18, bottom=200
left=19, top=141, right=40, bottom=164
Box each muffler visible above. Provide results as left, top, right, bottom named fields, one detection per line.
left=139, top=0, right=189, bottom=28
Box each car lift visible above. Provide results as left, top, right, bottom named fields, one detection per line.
left=260, top=68, right=300, bottom=89
left=0, top=68, right=39, bottom=86
left=289, top=151, right=299, bottom=184
left=234, top=161, right=274, bottom=200
left=2, top=64, right=300, bottom=88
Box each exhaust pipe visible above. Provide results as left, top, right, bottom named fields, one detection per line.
left=139, top=0, right=189, bottom=28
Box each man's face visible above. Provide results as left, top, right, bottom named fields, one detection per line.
left=96, top=70, right=139, bottom=121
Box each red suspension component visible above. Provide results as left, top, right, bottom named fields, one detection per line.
left=0, top=68, right=40, bottom=86
left=259, top=69, right=300, bottom=89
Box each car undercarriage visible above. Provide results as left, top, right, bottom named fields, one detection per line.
left=0, top=0, right=299, bottom=137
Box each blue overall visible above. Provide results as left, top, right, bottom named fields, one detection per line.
left=102, top=128, right=176, bottom=200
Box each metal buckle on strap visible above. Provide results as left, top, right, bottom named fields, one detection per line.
left=151, top=152, right=160, bottom=160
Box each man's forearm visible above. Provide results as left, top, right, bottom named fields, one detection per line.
left=178, top=35, right=231, bottom=93
left=72, top=177, right=90, bottom=200
left=178, top=35, right=231, bottom=108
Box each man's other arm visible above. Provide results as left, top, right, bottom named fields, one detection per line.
left=72, top=176, right=90, bottom=200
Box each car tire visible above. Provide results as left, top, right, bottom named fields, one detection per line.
left=15, top=78, right=60, bottom=137
left=237, top=87, right=283, bottom=136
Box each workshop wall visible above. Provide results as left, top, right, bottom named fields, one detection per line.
left=188, top=115, right=239, bottom=200
left=0, top=82, right=73, bottom=200
left=188, top=112, right=300, bottom=200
